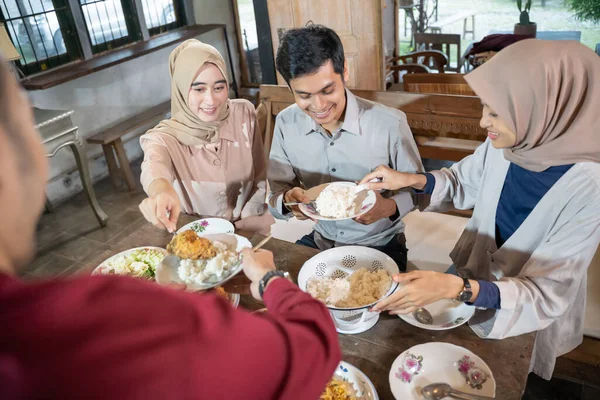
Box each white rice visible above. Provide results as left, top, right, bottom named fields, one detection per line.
left=315, top=184, right=359, bottom=218
left=177, top=241, right=239, bottom=284
left=307, top=277, right=351, bottom=306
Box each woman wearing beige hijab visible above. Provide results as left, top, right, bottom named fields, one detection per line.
left=361, top=40, right=600, bottom=379
left=139, top=39, right=273, bottom=234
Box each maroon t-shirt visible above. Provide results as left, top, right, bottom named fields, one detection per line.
left=0, top=273, right=340, bottom=399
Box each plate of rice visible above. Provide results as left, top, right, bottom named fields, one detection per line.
left=299, top=182, right=376, bottom=221
left=92, top=247, right=167, bottom=280
left=155, top=231, right=252, bottom=291
left=321, top=361, right=379, bottom=399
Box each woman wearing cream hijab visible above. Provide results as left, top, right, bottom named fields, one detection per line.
left=139, top=39, right=273, bottom=234
left=361, top=40, right=600, bottom=379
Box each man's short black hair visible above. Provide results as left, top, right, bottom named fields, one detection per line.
left=275, top=24, right=345, bottom=84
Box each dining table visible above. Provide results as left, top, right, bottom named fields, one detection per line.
left=82, top=214, right=536, bottom=400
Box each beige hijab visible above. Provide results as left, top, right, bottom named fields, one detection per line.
left=147, top=39, right=230, bottom=146
left=465, top=39, right=600, bottom=172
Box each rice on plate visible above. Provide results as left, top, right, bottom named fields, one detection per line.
left=177, top=240, right=240, bottom=285
left=315, top=184, right=360, bottom=219
left=157, top=231, right=251, bottom=289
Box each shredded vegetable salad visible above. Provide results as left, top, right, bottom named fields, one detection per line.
left=101, top=248, right=165, bottom=279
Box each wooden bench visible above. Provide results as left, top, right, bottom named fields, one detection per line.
left=429, top=11, right=476, bottom=39
left=403, top=73, right=476, bottom=96
left=87, top=101, right=170, bottom=191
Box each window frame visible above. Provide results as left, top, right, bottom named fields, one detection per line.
left=0, top=0, right=192, bottom=76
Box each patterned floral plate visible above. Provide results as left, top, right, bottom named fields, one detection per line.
left=398, top=298, right=475, bottom=331
left=298, top=182, right=377, bottom=221
left=177, top=218, right=235, bottom=235
left=389, top=342, right=496, bottom=399
left=327, top=361, right=379, bottom=400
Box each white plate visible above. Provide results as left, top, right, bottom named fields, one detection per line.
left=177, top=218, right=235, bottom=235
left=328, top=361, right=379, bottom=400
left=91, top=247, right=167, bottom=278
left=389, top=342, right=496, bottom=400
left=299, top=182, right=376, bottom=221
left=155, top=233, right=252, bottom=291
left=398, top=298, right=475, bottom=331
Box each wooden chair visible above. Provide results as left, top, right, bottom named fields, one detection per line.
left=414, top=33, right=462, bottom=73
left=403, top=73, right=476, bottom=96
left=389, top=50, right=448, bottom=73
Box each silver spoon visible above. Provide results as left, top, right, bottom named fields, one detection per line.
left=421, top=383, right=494, bottom=400
left=413, top=307, right=434, bottom=325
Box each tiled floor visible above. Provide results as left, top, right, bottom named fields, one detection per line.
left=27, top=158, right=600, bottom=399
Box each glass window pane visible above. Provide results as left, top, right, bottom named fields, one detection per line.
left=236, top=0, right=262, bottom=83
left=79, top=0, right=128, bottom=46
left=1, top=0, right=66, bottom=65
left=141, top=0, right=178, bottom=31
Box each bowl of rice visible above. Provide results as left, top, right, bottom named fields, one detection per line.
left=299, top=182, right=376, bottom=221
left=321, top=361, right=379, bottom=400
left=155, top=232, right=252, bottom=291
left=298, top=246, right=399, bottom=333
left=92, top=247, right=167, bottom=280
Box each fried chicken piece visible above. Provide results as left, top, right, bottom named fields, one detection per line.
left=167, top=230, right=217, bottom=260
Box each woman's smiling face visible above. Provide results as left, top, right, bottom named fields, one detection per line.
left=188, top=62, right=228, bottom=122
left=479, top=103, right=517, bottom=149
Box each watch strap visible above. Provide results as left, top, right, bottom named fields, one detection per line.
left=455, top=277, right=472, bottom=302
left=258, top=270, right=287, bottom=298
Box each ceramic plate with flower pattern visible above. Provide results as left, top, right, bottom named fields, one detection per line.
left=177, top=218, right=235, bottom=235
left=388, top=342, right=496, bottom=399
left=398, top=298, right=475, bottom=331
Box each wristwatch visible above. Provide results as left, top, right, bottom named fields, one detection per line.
left=454, top=277, right=473, bottom=302
left=258, top=270, right=291, bottom=298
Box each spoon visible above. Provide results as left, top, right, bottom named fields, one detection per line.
left=421, top=383, right=494, bottom=400
left=413, top=307, right=434, bottom=325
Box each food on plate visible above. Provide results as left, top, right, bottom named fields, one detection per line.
left=95, top=248, right=165, bottom=279
left=168, top=230, right=240, bottom=285
left=315, top=184, right=359, bottom=218
left=214, top=286, right=229, bottom=299
left=168, top=230, right=217, bottom=260
left=307, top=268, right=392, bottom=308
left=320, top=376, right=360, bottom=400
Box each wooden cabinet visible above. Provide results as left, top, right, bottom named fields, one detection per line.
left=266, top=0, right=398, bottom=90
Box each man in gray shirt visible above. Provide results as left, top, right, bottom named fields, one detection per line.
left=268, top=25, right=423, bottom=271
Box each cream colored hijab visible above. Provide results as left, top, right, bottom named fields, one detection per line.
left=147, top=39, right=230, bottom=146
left=465, top=39, right=600, bottom=172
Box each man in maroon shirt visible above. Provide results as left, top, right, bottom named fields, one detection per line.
left=0, top=59, right=341, bottom=399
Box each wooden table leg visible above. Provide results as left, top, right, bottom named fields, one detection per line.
left=69, top=139, right=109, bottom=227
left=102, top=144, right=121, bottom=189
left=113, top=138, right=136, bottom=191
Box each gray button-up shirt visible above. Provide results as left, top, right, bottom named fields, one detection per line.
left=268, top=89, right=424, bottom=246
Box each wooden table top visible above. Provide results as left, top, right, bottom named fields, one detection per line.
left=82, top=215, right=535, bottom=399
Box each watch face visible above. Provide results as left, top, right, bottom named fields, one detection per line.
left=459, top=290, right=473, bottom=302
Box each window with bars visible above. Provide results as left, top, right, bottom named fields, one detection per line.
left=0, top=0, right=79, bottom=74
left=0, top=0, right=185, bottom=75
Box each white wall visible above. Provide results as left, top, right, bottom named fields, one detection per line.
left=28, top=0, right=240, bottom=205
